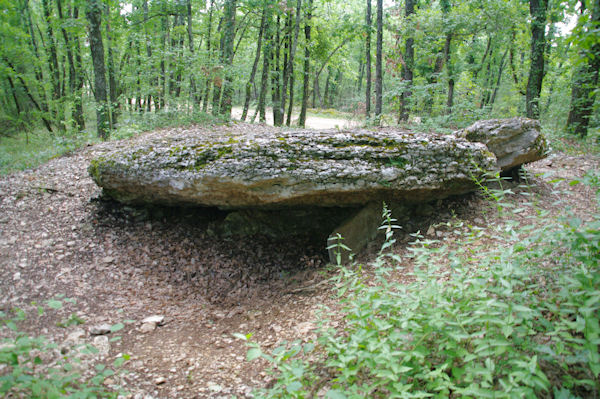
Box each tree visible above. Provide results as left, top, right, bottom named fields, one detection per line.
left=374, top=0, right=382, bottom=123
left=365, top=0, right=372, bottom=118
left=398, top=0, right=414, bottom=122
left=525, top=0, right=548, bottom=119
left=86, top=0, right=109, bottom=140
left=566, top=0, right=600, bottom=137
left=299, top=0, right=313, bottom=127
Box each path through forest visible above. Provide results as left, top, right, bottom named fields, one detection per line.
left=231, top=107, right=361, bottom=129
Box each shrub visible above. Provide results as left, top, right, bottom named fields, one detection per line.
left=242, top=171, right=600, bottom=398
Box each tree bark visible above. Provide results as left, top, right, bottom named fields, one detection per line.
left=56, top=0, right=83, bottom=131
left=86, top=0, right=109, bottom=140
left=187, top=0, right=199, bottom=106
left=298, top=0, right=312, bottom=127
left=374, top=0, right=383, bottom=122
left=525, top=0, right=548, bottom=119
left=218, top=0, right=237, bottom=118
left=566, top=0, right=600, bottom=137
left=398, top=0, right=414, bottom=123
left=365, top=0, right=372, bottom=118
left=105, top=3, right=119, bottom=128
left=271, top=15, right=283, bottom=126
left=285, top=0, right=303, bottom=126
left=242, top=8, right=267, bottom=121
left=203, top=0, right=214, bottom=113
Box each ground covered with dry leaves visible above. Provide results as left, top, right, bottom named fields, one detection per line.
left=0, top=122, right=598, bottom=398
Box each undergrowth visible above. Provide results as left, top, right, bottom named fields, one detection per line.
left=0, top=296, right=128, bottom=398
left=0, top=110, right=221, bottom=176
left=240, top=171, right=600, bottom=398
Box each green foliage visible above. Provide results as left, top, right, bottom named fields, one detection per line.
left=0, top=298, right=128, bottom=398
left=242, top=171, right=600, bottom=398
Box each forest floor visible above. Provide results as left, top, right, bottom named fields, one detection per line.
left=0, top=122, right=599, bottom=398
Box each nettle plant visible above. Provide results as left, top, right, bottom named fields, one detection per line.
left=0, top=296, right=128, bottom=398
left=239, top=171, right=600, bottom=398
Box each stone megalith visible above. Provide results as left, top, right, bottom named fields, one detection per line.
left=455, top=117, right=548, bottom=172
left=89, top=129, right=497, bottom=209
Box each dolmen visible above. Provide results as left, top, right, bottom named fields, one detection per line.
left=89, top=117, right=548, bottom=264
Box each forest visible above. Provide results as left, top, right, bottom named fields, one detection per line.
left=1, top=1, right=600, bottom=398
left=0, top=0, right=598, bottom=143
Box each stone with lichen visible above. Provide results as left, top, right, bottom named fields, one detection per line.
left=455, top=117, right=548, bottom=171
left=89, top=128, right=498, bottom=209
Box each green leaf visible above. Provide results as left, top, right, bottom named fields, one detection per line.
left=286, top=381, right=302, bottom=393
left=110, top=323, right=124, bottom=333
left=247, top=347, right=262, bottom=361
left=326, top=389, right=347, bottom=399
left=46, top=300, right=62, bottom=310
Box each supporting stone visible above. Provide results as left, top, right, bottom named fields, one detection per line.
left=327, top=202, right=383, bottom=265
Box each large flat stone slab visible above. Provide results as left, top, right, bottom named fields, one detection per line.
left=89, top=128, right=497, bottom=209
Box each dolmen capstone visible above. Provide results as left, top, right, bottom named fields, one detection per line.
left=89, top=117, right=547, bottom=263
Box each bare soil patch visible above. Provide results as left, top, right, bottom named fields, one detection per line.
left=1, top=122, right=598, bottom=398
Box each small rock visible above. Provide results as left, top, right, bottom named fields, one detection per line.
left=140, top=323, right=156, bottom=333
left=142, top=315, right=165, bottom=326
left=13, top=272, right=21, bottom=281
left=474, top=217, right=484, bottom=225
left=90, top=323, right=112, bottom=336
left=92, top=335, right=110, bottom=356
left=102, top=256, right=115, bottom=264
left=154, top=376, right=166, bottom=385
left=66, top=329, right=86, bottom=343
left=295, top=322, right=314, bottom=335
left=426, top=226, right=435, bottom=236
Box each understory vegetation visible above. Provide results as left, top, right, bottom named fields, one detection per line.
left=240, top=171, right=600, bottom=398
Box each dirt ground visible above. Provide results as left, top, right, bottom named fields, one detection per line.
left=0, top=122, right=598, bottom=398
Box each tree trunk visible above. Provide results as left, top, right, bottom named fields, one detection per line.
left=86, top=0, right=109, bottom=140
left=566, top=0, right=600, bottom=137
left=187, top=0, right=199, bottom=106
left=525, top=0, right=548, bottom=119
left=365, top=0, right=372, bottom=118
left=398, top=0, right=414, bottom=123
left=374, top=0, right=383, bottom=123
left=298, top=0, right=312, bottom=127
left=203, top=0, right=214, bottom=113
left=42, top=0, right=63, bottom=128
left=105, top=4, right=119, bottom=128
left=271, top=15, right=283, bottom=126
left=256, top=22, right=271, bottom=123
left=242, top=8, right=267, bottom=121
left=490, top=47, right=509, bottom=106
left=56, top=0, right=83, bottom=131
left=218, top=0, right=237, bottom=117
left=285, top=0, right=303, bottom=126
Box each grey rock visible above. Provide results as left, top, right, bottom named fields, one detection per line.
left=92, top=335, right=110, bottom=356
left=455, top=117, right=548, bottom=171
left=142, top=315, right=165, bottom=326
left=89, top=128, right=497, bottom=209
left=140, top=323, right=156, bottom=333
left=90, top=323, right=111, bottom=336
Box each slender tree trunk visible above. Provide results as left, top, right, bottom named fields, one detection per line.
left=4, top=58, right=53, bottom=131
left=525, top=0, right=548, bottom=119
left=42, top=0, right=63, bottom=128
left=298, top=0, right=312, bottom=127
left=56, top=0, right=83, bottom=131
left=203, top=0, right=214, bottom=112
left=242, top=8, right=267, bottom=121
left=490, top=47, right=509, bottom=106
left=187, top=0, right=199, bottom=106
left=365, top=0, right=372, bottom=118
left=566, top=0, right=600, bottom=137
left=285, top=0, right=303, bottom=126
left=374, top=0, right=383, bottom=123
left=272, top=15, right=283, bottom=125
left=105, top=4, right=118, bottom=128
left=218, top=0, right=237, bottom=117
left=86, top=0, right=109, bottom=140
left=398, top=0, right=414, bottom=123
left=256, top=24, right=271, bottom=123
